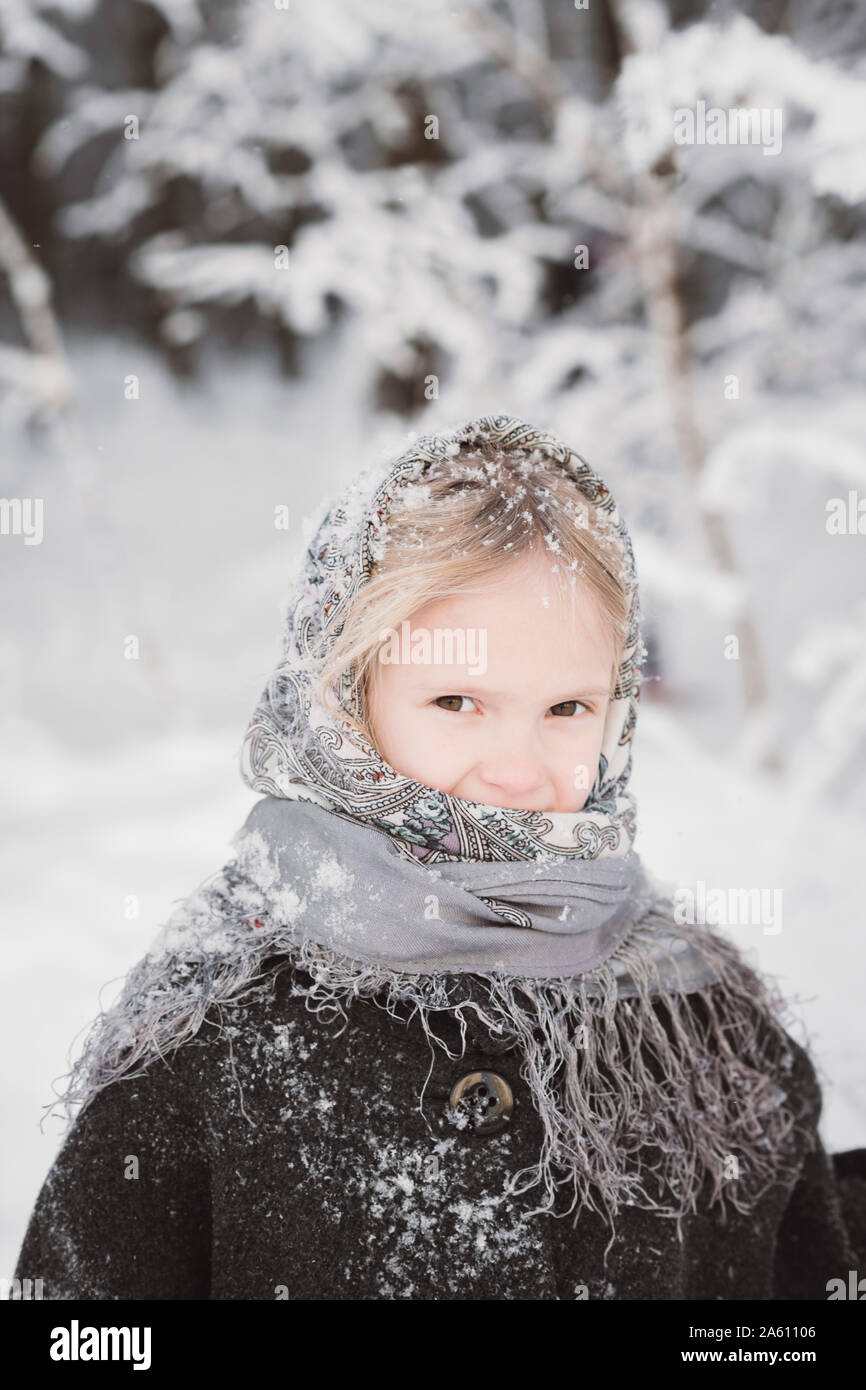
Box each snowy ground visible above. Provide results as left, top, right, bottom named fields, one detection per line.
left=2, top=333, right=864, bottom=1281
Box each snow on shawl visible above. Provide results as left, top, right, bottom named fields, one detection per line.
left=50, top=415, right=812, bottom=1245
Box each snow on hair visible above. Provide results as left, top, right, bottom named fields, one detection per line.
left=313, top=440, right=631, bottom=746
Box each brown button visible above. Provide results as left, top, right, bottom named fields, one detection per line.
left=449, top=1071, right=514, bottom=1135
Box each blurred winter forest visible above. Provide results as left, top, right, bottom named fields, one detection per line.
left=2, top=0, right=865, bottom=1278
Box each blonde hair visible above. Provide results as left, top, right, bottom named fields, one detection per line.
left=313, top=438, right=630, bottom=746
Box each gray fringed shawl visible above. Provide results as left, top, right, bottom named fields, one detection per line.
left=50, top=416, right=812, bottom=1244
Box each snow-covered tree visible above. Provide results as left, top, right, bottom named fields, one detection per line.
left=3, top=0, right=865, bottom=794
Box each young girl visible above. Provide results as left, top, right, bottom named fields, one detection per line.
left=14, top=415, right=865, bottom=1300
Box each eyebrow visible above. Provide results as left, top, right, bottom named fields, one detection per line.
left=418, top=684, right=612, bottom=700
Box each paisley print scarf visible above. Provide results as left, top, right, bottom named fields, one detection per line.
left=241, top=414, right=640, bottom=864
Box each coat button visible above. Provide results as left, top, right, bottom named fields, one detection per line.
left=449, top=1071, right=514, bottom=1135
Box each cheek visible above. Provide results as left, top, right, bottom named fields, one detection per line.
left=367, top=681, right=441, bottom=768
left=366, top=667, right=401, bottom=740
left=550, top=716, right=606, bottom=790
left=377, top=710, right=463, bottom=784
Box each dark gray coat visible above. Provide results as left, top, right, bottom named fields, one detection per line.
left=14, top=958, right=866, bottom=1300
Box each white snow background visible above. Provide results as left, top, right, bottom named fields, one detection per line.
left=1, top=327, right=864, bottom=1281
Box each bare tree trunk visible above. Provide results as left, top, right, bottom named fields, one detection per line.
left=458, top=2, right=779, bottom=768
left=606, top=0, right=779, bottom=773
left=0, top=195, right=73, bottom=412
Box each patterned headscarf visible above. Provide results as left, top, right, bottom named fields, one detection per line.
left=241, top=415, right=644, bottom=864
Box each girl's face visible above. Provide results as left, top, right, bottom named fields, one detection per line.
left=366, top=552, right=616, bottom=813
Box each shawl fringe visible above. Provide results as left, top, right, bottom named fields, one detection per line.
left=46, top=848, right=815, bottom=1251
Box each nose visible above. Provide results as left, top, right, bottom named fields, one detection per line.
left=476, top=738, right=549, bottom=804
